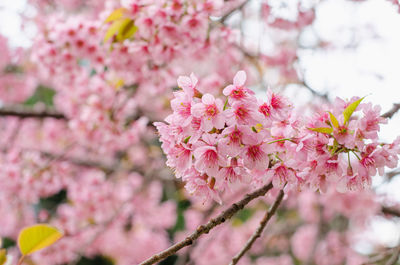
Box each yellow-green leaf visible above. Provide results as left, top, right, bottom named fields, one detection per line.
left=104, top=8, right=126, bottom=23
left=116, top=19, right=137, bottom=42
left=0, top=249, right=6, bottom=265
left=328, top=111, right=339, bottom=128
left=104, top=19, right=126, bottom=43
left=343, top=97, right=364, bottom=124
left=18, top=224, right=63, bottom=256
left=104, top=18, right=137, bottom=43
left=309, top=127, right=333, bottom=134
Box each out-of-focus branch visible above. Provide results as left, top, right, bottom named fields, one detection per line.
left=386, top=169, right=400, bottom=180
left=220, top=0, right=250, bottom=23
left=138, top=182, right=274, bottom=265
left=300, top=80, right=329, bottom=101
left=39, top=150, right=151, bottom=177
left=40, top=150, right=117, bottom=174
left=382, top=103, right=400, bottom=119
left=382, top=206, right=400, bottom=217
left=385, top=245, right=400, bottom=265
left=229, top=188, right=285, bottom=265
left=0, top=105, right=66, bottom=119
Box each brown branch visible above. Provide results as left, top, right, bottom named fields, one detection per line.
left=0, top=105, right=66, bottom=119
left=138, top=182, right=274, bottom=265
left=382, top=103, right=400, bottom=119
left=382, top=206, right=400, bottom=217
left=229, top=188, right=285, bottom=265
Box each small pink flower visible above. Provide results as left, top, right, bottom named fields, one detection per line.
left=193, top=134, right=224, bottom=176
left=227, top=100, right=264, bottom=126
left=170, top=92, right=193, bottom=126
left=177, top=73, right=198, bottom=98
left=267, top=163, right=297, bottom=188
left=191, top=93, right=225, bottom=131
left=219, top=125, right=246, bottom=157
left=242, top=130, right=271, bottom=170
left=223, top=70, right=254, bottom=103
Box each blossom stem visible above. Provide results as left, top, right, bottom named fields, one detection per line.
left=229, top=188, right=285, bottom=265
left=138, top=182, right=274, bottom=265
left=267, top=138, right=294, bottom=144
left=350, top=150, right=361, bottom=160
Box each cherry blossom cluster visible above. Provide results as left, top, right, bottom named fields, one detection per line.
left=156, top=71, right=400, bottom=202
left=0, top=0, right=399, bottom=264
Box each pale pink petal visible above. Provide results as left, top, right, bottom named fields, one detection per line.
left=223, top=84, right=235, bottom=96
left=202, top=93, right=214, bottom=105
left=233, top=70, right=246, bottom=87
left=191, top=103, right=205, bottom=117
left=177, top=75, right=192, bottom=89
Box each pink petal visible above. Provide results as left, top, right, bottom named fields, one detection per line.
left=177, top=76, right=192, bottom=89
left=223, top=84, right=235, bottom=96
left=202, top=93, right=215, bottom=105
left=233, top=70, right=246, bottom=87
left=191, top=103, right=205, bottom=117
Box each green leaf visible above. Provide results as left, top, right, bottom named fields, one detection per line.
left=0, top=238, right=15, bottom=249
left=24, top=86, right=56, bottom=107
left=0, top=249, right=6, bottom=265
left=223, top=98, right=228, bottom=110
left=183, top=136, right=191, bottom=144
left=18, top=224, right=63, bottom=256
left=37, top=189, right=67, bottom=216
left=328, top=111, right=339, bottom=128
left=343, top=97, right=364, bottom=124
left=308, top=127, right=333, bottom=134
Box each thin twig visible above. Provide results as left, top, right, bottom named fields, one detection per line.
left=382, top=103, right=400, bottom=119
left=0, top=105, right=66, bottom=119
left=138, top=182, right=274, bottom=265
left=301, top=80, right=329, bottom=101
left=229, top=188, right=285, bottom=265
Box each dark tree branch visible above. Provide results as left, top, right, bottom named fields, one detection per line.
left=229, top=188, right=285, bottom=265
left=0, top=105, right=66, bottom=120
left=382, top=103, right=400, bottom=119
left=382, top=206, right=400, bottom=217
left=138, top=182, right=274, bottom=265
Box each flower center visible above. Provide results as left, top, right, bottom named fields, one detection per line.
left=206, top=104, right=218, bottom=117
